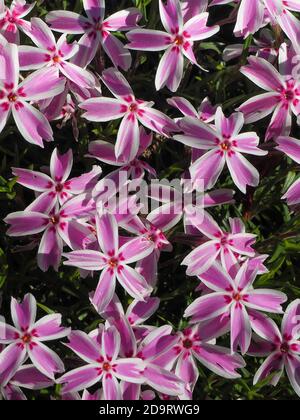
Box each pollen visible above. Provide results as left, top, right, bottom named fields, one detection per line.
left=129, top=103, right=138, bottom=113
left=174, top=35, right=184, bottom=46
left=7, top=92, right=17, bottom=102
left=22, top=333, right=32, bottom=344
left=220, top=140, right=231, bottom=151
left=52, top=55, right=61, bottom=63
left=102, top=362, right=111, bottom=371
left=108, top=257, right=118, bottom=269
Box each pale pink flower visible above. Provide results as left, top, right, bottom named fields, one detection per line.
left=1, top=364, right=54, bottom=400
left=184, top=261, right=287, bottom=354
left=0, top=42, right=65, bottom=146
left=80, top=67, right=178, bottom=162
left=12, top=147, right=102, bottom=210
left=182, top=214, right=256, bottom=276
left=249, top=300, right=300, bottom=397
left=88, top=127, right=156, bottom=179
left=47, top=0, right=141, bottom=69
left=0, top=294, right=70, bottom=382
left=174, top=107, right=267, bottom=193
left=0, top=0, right=33, bottom=43
left=239, top=44, right=300, bottom=141
left=276, top=136, right=300, bottom=205
left=63, top=212, right=154, bottom=312
left=57, top=326, right=145, bottom=399
left=4, top=194, right=96, bottom=272
left=127, top=0, right=219, bottom=92
left=19, top=18, right=95, bottom=88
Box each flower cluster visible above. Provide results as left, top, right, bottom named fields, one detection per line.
left=1, top=0, right=300, bottom=401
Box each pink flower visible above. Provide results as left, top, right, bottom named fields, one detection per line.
left=120, top=214, right=172, bottom=287
left=18, top=18, right=95, bottom=88
left=4, top=193, right=96, bottom=272
left=223, top=28, right=279, bottom=63
left=63, top=212, right=154, bottom=312
left=182, top=214, right=256, bottom=276
left=57, top=326, right=145, bottom=399
left=148, top=181, right=235, bottom=232
left=184, top=261, right=287, bottom=354
left=88, top=127, right=156, bottom=179
left=249, top=300, right=300, bottom=397
left=211, top=0, right=300, bottom=45
left=102, top=294, right=160, bottom=342
left=99, top=316, right=185, bottom=398
left=168, top=96, right=217, bottom=122
left=0, top=294, right=70, bottom=382
left=0, top=42, right=65, bottom=146
left=12, top=147, right=102, bottom=210
left=127, top=0, right=219, bottom=92
left=167, top=325, right=245, bottom=396
left=182, top=0, right=208, bottom=22
left=0, top=0, right=33, bottom=43
left=47, top=0, right=141, bottom=69
left=239, top=44, right=300, bottom=141
left=1, top=364, right=54, bottom=400
left=80, top=67, right=177, bottom=162
left=174, top=107, right=267, bottom=192
left=276, top=136, right=300, bottom=205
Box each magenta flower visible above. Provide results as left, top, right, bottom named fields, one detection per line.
left=99, top=316, right=185, bottom=398
left=148, top=181, right=234, bottom=232
left=211, top=0, right=300, bottom=45
left=0, top=0, right=33, bottom=43
left=126, top=0, right=219, bottom=92
left=276, top=136, right=300, bottom=205
left=120, top=214, right=172, bottom=287
left=239, top=46, right=300, bottom=141
left=1, top=364, right=54, bottom=400
left=18, top=18, right=95, bottom=88
left=102, top=294, right=160, bottom=342
left=12, top=147, right=102, bottom=210
left=184, top=261, right=287, bottom=354
left=182, top=214, right=256, bottom=276
left=182, top=0, right=208, bottom=21
left=57, top=326, right=145, bottom=399
left=0, top=294, right=70, bottom=382
left=80, top=67, right=177, bottom=162
left=168, top=325, right=245, bottom=396
left=0, top=42, right=65, bottom=146
left=168, top=96, right=217, bottom=122
left=63, top=212, right=154, bottom=312
left=249, top=300, right=300, bottom=397
left=174, top=107, right=267, bottom=193
left=4, top=193, right=96, bottom=272
left=88, top=127, right=156, bottom=179
left=47, top=0, right=141, bottom=69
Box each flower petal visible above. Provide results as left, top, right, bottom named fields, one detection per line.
left=28, top=341, right=65, bottom=379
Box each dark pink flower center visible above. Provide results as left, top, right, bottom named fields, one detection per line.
left=280, top=342, right=290, bottom=354
left=182, top=338, right=193, bottom=349
left=102, top=362, right=111, bottom=372
left=129, top=103, right=138, bottom=113
left=50, top=215, right=60, bottom=225
left=108, top=257, right=119, bottom=269
left=220, top=140, right=231, bottom=151
left=52, top=55, right=61, bottom=63
left=233, top=292, right=242, bottom=302
left=7, top=92, right=18, bottom=102
left=21, top=333, right=32, bottom=344
left=55, top=183, right=64, bottom=192
left=174, top=35, right=184, bottom=46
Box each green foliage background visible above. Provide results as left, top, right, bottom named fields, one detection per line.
left=1, top=0, right=300, bottom=400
